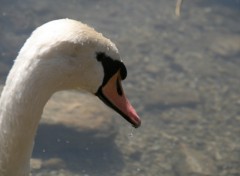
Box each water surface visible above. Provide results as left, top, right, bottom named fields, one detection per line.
left=0, top=0, right=240, bottom=175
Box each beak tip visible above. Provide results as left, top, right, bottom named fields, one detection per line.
left=133, top=123, right=141, bottom=128
left=132, top=117, right=141, bottom=128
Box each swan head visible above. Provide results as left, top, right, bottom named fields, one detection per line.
left=17, top=19, right=141, bottom=127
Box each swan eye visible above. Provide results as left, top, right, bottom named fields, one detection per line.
left=119, top=62, right=127, bottom=80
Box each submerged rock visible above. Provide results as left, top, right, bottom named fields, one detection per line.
left=144, top=83, right=200, bottom=112
left=41, top=90, right=117, bottom=138
left=174, top=143, right=217, bottom=176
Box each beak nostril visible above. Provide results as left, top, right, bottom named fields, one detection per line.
left=116, top=78, right=123, bottom=96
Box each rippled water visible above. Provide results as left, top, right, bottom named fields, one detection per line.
left=1, top=0, right=240, bottom=176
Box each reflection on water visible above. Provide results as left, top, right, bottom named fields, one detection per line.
left=0, top=0, right=240, bottom=175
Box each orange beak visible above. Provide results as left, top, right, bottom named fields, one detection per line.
left=96, top=71, right=141, bottom=128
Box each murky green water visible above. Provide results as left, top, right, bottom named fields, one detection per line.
left=1, top=0, right=240, bottom=175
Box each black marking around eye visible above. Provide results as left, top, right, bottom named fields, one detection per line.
left=96, top=52, right=127, bottom=86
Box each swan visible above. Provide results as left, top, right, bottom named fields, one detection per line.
left=0, top=19, right=141, bottom=176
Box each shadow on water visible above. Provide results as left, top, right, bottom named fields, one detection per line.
left=33, top=123, right=124, bottom=175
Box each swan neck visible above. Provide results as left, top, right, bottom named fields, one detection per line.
left=0, top=63, right=53, bottom=176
